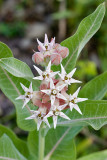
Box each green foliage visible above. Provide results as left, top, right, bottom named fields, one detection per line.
left=79, top=71, right=107, bottom=100
left=52, top=3, right=105, bottom=72
left=0, top=134, right=27, bottom=160
left=0, top=22, right=26, bottom=38
left=57, top=100, right=107, bottom=130
left=28, top=126, right=82, bottom=160
left=0, top=3, right=106, bottom=160
left=78, top=150, right=107, bottom=160
left=0, top=57, right=34, bottom=80
left=0, top=124, right=29, bottom=158
left=0, top=42, right=36, bottom=131
left=0, top=42, right=13, bottom=59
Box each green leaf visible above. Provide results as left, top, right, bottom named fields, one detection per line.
left=28, top=126, right=82, bottom=160
left=79, top=71, right=107, bottom=100
left=0, top=66, right=36, bottom=131
left=0, top=42, right=13, bottom=58
left=0, top=57, right=34, bottom=80
left=58, top=100, right=107, bottom=130
left=0, top=124, right=30, bottom=159
left=78, top=150, right=107, bottom=160
left=0, top=134, right=27, bottom=160
left=52, top=3, right=105, bottom=72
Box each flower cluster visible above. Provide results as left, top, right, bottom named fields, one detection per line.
left=16, top=35, right=88, bottom=131
left=32, top=34, right=69, bottom=66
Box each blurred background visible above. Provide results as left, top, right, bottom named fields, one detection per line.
left=0, top=0, right=107, bottom=158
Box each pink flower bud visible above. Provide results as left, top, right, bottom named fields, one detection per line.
left=57, top=46, right=69, bottom=58
left=50, top=53, right=62, bottom=65
left=32, top=52, right=44, bottom=65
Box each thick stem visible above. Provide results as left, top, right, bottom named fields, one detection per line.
left=38, top=127, right=45, bottom=160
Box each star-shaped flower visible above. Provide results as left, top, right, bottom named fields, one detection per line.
left=46, top=104, right=70, bottom=128
left=33, top=61, right=58, bottom=82
left=26, top=107, right=50, bottom=131
left=65, top=87, right=88, bottom=114
left=37, top=34, right=55, bottom=52
left=58, top=64, right=81, bottom=85
left=16, top=82, right=33, bottom=108
left=41, top=79, right=67, bottom=105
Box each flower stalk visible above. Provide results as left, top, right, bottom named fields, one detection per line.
left=38, top=126, right=45, bottom=160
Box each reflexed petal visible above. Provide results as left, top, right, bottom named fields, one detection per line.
left=44, top=118, right=50, bottom=128
left=20, top=83, right=28, bottom=92
left=50, top=71, right=59, bottom=78
left=37, top=39, right=45, bottom=50
left=58, top=104, right=67, bottom=111
left=46, top=61, right=51, bottom=73
left=22, top=98, right=30, bottom=109
left=69, top=78, right=81, bottom=84
left=58, top=73, right=64, bottom=80
left=50, top=95, right=55, bottom=105
left=33, top=65, right=43, bottom=75
left=50, top=79, right=55, bottom=89
left=50, top=37, right=55, bottom=47
left=46, top=111, right=53, bottom=118
left=69, top=102, right=74, bottom=111
left=33, top=75, right=43, bottom=81
left=69, top=94, right=74, bottom=101
left=61, top=64, right=66, bottom=76
left=56, top=84, right=67, bottom=91
left=16, top=95, right=25, bottom=100
left=57, top=93, right=67, bottom=101
left=75, top=98, right=88, bottom=103
left=25, top=114, right=36, bottom=120
left=74, top=104, right=82, bottom=115
left=68, top=68, right=76, bottom=78
left=44, top=34, right=49, bottom=46
left=29, top=82, right=33, bottom=91
left=73, top=87, right=81, bottom=98
left=41, top=89, right=51, bottom=95
left=59, top=112, right=70, bottom=120
left=53, top=115, right=58, bottom=129
left=37, top=120, right=42, bottom=131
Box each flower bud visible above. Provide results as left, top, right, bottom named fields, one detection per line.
left=50, top=53, right=62, bottom=65
left=32, top=52, right=44, bottom=65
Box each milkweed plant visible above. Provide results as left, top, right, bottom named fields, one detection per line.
left=0, top=3, right=106, bottom=160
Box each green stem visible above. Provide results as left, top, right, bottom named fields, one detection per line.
left=38, top=127, right=45, bottom=160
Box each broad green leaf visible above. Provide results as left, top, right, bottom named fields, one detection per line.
left=0, top=42, right=13, bottom=58
left=0, top=57, right=34, bottom=80
left=78, top=150, right=107, bottom=160
left=79, top=71, right=107, bottom=100
left=28, top=126, right=82, bottom=160
left=58, top=100, right=107, bottom=130
left=0, top=134, right=27, bottom=160
left=0, top=66, right=36, bottom=131
left=52, top=3, right=105, bottom=72
left=0, top=124, right=29, bottom=159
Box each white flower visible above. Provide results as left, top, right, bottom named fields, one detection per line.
left=46, top=104, right=70, bottom=128
left=41, top=79, right=67, bottom=105
left=58, top=64, right=81, bottom=85
left=65, top=87, right=88, bottom=114
left=16, top=82, right=33, bottom=108
left=26, top=107, right=50, bottom=131
left=33, top=61, right=58, bottom=82
left=37, top=33, right=55, bottom=51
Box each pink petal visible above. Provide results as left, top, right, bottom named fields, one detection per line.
left=32, top=52, right=44, bottom=65
left=57, top=46, right=69, bottom=58
left=42, top=94, right=50, bottom=103
left=50, top=53, right=62, bottom=65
